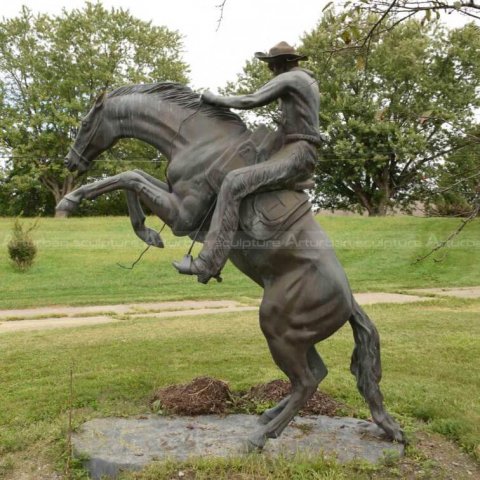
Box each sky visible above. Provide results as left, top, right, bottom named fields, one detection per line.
left=1, top=1, right=473, bottom=91
left=1, top=0, right=330, bottom=90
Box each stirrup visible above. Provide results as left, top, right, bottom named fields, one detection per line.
left=172, top=254, right=222, bottom=284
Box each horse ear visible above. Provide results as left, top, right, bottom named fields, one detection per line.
left=95, top=91, right=106, bottom=109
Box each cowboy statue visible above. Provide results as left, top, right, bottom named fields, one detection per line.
left=173, top=41, right=322, bottom=283
left=58, top=38, right=406, bottom=454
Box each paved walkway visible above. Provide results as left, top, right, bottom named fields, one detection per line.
left=0, top=300, right=256, bottom=333
left=410, top=286, right=480, bottom=299
left=1, top=288, right=478, bottom=334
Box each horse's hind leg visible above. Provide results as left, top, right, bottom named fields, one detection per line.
left=248, top=339, right=320, bottom=450
left=258, top=345, right=327, bottom=425
left=307, top=344, right=329, bottom=381
left=349, top=300, right=405, bottom=443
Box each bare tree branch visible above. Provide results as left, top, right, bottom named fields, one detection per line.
left=351, top=0, right=480, bottom=30
left=414, top=196, right=480, bottom=263
left=216, top=0, right=228, bottom=31
left=361, top=0, right=398, bottom=48
left=321, top=0, right=480, bottom=56
left=435, top=171, right=480, bottom=195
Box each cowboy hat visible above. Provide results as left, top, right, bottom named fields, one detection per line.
left=255, top=41, right=308, bottom=63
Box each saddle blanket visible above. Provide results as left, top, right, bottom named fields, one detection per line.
left=205, top=126, right=313, bottom=241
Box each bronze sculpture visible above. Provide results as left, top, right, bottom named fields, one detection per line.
left=57, top=43, right=405, bottom=451
left=173, top=42, right=321, bottom=284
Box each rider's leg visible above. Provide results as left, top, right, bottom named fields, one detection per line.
left=174, top=141, right=316, bottom=282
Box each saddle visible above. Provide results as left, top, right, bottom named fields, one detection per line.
left=205, top=125, right=313, bottom=241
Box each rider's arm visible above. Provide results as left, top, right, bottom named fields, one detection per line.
left=202, top=74, right=290, bottom=109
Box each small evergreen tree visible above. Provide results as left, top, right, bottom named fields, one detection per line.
left=7, top=218, right=38, bottom=271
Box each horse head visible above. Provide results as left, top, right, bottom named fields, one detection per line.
left=65, top=92, right=116, bottom=173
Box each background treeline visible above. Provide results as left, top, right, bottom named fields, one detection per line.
left=0, top=2, right=479, bottom=217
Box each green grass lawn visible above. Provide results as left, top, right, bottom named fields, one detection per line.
left=1, top=215, right=480, bottom=308
left=1, top=214, right=479, bottom=478
left=0, top=298, right=478, bottom=478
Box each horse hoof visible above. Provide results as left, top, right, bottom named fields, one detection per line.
left=394, top=429, right=408, bottom=444
left=381, top=421, right=407, bottom=444
left=56, top=197, right=79, bottom=214
left=241, top=438, right=264, bottom=454
left=145, top=229, right=164, bottom=248
left=245, top=432, right=266, bottom=452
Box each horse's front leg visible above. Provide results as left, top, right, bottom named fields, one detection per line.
left=124, top=191, right=163, bottom=247
left=121, top=170, right=171, bottom=247
left=56, top=171, right=180, bottom=240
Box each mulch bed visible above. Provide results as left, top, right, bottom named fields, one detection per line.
left=151, top=377, right=346, bottom=417
left=243, top=379, right=343, bottom=417
left=151, top=377, right=231, bottom=415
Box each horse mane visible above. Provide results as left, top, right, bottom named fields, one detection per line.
left=107, top=82, right=245, bottom=126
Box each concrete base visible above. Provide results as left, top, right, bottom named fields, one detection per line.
left=73, top=414, right=404, bottom=479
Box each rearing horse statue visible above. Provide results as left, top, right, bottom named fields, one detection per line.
left=57, top=82, right=404, bottom=450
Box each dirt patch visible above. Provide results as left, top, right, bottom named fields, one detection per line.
left=414, top=431, right=479, bottom=479
left=1, top=443, right=63, bottom=480
left=370, top=430, right=480, bottom=480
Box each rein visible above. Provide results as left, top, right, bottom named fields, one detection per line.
left=116, top=200, right=216, bottom=271
left=186, top=198, right=217, bottom=256
left=70, top=145, right=91, bottom=172
left=116, top=222, right=168, bottom=270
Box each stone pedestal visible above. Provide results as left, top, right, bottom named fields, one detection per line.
left=73, top=414, right=404, bottom=479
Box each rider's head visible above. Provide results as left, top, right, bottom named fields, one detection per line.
left=267, top=59, right=298, bottom=75
left=255, top=41, right=307, bottom=76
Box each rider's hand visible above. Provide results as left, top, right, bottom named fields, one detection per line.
left=201, top=90, right=218, bottom=105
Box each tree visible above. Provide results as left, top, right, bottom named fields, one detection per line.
left=303, top=13, right=480, bottom=215
left=307, top=15, right=480, bottom=214
left=426, top=129, right=480, bottom=216
left=0, top=2, right=188, bottom=216
left=226, top=13, right=480, bottom=215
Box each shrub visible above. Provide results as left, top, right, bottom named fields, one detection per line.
left=7, top=218, right=38, bottom=271
left=425, top=192, right=476, bottom=217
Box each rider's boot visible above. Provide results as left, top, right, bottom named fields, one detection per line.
left=172, top=254, right=222, bottom=284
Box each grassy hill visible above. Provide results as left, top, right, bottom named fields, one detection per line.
left=1, top=215, right=479, bottom=308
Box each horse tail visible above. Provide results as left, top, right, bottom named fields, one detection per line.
left=348, top=298, right=406, bottom=442
left=348, top=298, right=384, bottom=404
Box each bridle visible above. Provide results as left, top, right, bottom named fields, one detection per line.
left=70, top=111, right=104, bottom=171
